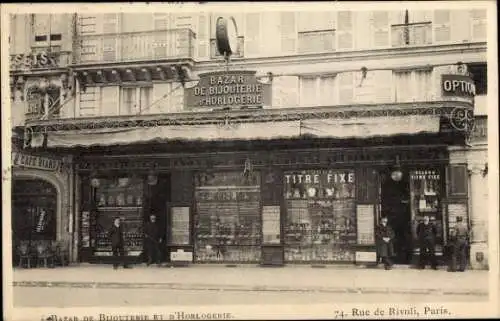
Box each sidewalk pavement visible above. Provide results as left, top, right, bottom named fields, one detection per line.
left=12, top=264, right=489, bottom=296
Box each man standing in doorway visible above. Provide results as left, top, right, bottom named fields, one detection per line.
left=448, top=216, right=469, bottom=272
left=417, top=215, right=438, bottom=270
left=109, top=217, right=131, bottom=269
left=144, top=214, right=162, bottom=266
left=376, top=216, right=395, bottom=270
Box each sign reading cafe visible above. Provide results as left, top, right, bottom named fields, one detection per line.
left=184, top=70, right=272, bottom=109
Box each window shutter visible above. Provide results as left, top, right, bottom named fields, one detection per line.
left=336, top=11, right=354, bottom=50
left=450, top=10, right=471, bottom=42
left=470, top=9, right=487, bottom=41
left=299, top=77, right=317, bottom=107
left=152, top=82, right=171, bottom=114
left=100, top=86, right=119, bottom=116
left=414, top=69, right=433, bottom=101
left=446, top=165, right=468, bottom=197
left=338, top=72, right=354, bottom=104
left=102, top=14, right=118, bottom=61
left=371, top=11, right=390, bottom=48
left=433, top=10, right=451, bottom=43
left=120, top=87, right=136, bottom=115
left=280, top=12, right=297, bottom=54
left=170, top=84, right=184, bottom=113
left=153, top=13, right=169, bottom=58
left=78, top=86, right=98, bottom=117
left=373, top=70, right=393, bottom=103
left=319, top=75, right=336, bottom=106
left=271, top=76, right=299, bottom=108
left=245, top=13, right=261, bottom=56
left=393, top=71, right=414, bottom=102
left=78, top=14, right=97, bottom=35
left=197, top=14, right=210, bottom=59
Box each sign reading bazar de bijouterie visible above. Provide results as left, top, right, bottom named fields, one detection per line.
left=184, top=70, right=272, bottom=109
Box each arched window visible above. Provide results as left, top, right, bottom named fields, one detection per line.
left=12, top=179, right=57, bottom=241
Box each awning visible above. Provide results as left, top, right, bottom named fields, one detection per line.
left=45, top=115, right=440, bottom=148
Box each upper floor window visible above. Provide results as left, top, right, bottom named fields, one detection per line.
left=120, top=86, right=153, bottom=115
left=468, top=63, right=487, bottom=95
left=391, top=10, right=432, bottom=47
left=393, top=68, right=433, bottom=102
left=32, top=14, right=64, bottom=48
left=299, top=75, right=337, bottom=107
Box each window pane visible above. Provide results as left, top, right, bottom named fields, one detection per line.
left=284, top=170, right=356, bottom=263
left=300, top=77, right=317, bottom=106
left=194, top=171, right=262, bottom=263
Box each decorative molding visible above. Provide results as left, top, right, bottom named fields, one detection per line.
left=25, top=101, right=473, bottom=133
left=76, top=146, right=449, bottom=172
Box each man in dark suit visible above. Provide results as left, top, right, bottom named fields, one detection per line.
left=417, top=215, right=438, bottom=270
left=448, top=216, right=469, bottom=272
left=376, top=216, right=395, bottom=270
left=109, top=217, right=130, bottom=269
left=144, top=214, right=162, bottom=266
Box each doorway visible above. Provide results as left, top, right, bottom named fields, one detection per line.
left=146, top=173, right=171, bottom=263
left=380, top=171, right=412, bottom=264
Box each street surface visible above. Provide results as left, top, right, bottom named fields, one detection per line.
left=14, top=286, right=483, bottom=307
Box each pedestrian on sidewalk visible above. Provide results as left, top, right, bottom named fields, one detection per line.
left=376, top=216, right=395, bottom=270
left=144, top=214, right=162, bottom=266
left=448, top=216, right=469, bottom=272
left=417, top=215, right=438, bottom=270
left=109, top=217, right=131, bottom=270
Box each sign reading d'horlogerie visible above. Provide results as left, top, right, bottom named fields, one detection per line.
left=184, top=70, right=272, bottom=110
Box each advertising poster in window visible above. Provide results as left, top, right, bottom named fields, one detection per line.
left=283, top=170, right=356, bottom=262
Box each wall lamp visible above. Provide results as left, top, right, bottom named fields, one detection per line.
left=390, top=155, right=403, bottom=182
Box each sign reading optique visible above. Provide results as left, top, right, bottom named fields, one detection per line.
left=184, top=70, right=272, bottom=110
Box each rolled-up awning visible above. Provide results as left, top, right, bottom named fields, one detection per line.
left=45, top=115, right=440, bottom=148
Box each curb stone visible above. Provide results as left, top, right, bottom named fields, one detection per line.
left=12, top=281, right=488, bottom=296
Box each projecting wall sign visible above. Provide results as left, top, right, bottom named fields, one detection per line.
left=215, top=16, right=239, bottom=57
left=184, top=70, right=272, bottom=110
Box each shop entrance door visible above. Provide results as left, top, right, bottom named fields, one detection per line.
left=381, top=172, right=412, bottom=264
left=148, top=174, right=171, bottom=263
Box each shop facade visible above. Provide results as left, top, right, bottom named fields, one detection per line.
left=11, top=147, right=75, bottom=265
left=72, top=132, right=468, bottom=266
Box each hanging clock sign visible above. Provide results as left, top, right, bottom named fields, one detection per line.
left=215, top=16, right=239, bottom=57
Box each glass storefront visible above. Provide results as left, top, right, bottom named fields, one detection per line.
left=194, top=171, right=261, bottom=263
left=12, top=179, right=57, bottom=241
left=92, top=177, right=144, bottom=256
left=283, top=170, right=357, bottom=262
left=409, top=169, right=444, bottom=252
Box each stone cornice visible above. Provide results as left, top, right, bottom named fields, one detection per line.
left=194, top=42, right=487, bottom=71
left=24, top=100, right=474, bottom=132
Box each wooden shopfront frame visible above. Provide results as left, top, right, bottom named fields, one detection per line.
left=76, top=143, right=452, bottom=265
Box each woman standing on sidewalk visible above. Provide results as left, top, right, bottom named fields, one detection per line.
left=376, top=217, right=395, bottom=270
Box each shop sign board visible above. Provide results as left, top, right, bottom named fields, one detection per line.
left=10, top=51, right=59, bottom=71
left=12, top=152, right=63, bottom=172
left=441, top=74, right=476, bottom=99
left=410, top=169, right=440, bottom=181
left=184, top=70, right=272, bottom=110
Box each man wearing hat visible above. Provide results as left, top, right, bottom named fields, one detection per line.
left=448, top=216, right=469, bottom=272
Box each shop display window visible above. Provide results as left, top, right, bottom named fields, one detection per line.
left=283, top=170, right=357, bottom=262
left=194, top=171, right=261, bottom=263
left=93, top=176, right=144, bottom=256
left=410, top=169, right=443, bottom=249
left=12, top=179, right=57, bottom=241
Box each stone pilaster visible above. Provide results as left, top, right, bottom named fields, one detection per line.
left=468, top=163, right=489, bottom=270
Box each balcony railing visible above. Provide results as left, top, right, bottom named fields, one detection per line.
left=391, top=22, right=432, bottom=47
left=76, top=28, right=195, bottom=64
left=298, top=30, right=336, bottom=54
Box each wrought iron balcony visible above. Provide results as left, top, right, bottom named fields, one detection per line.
left=76, top=28, right=195, bottom=64
left=298, top=30, right=335, bottom=54
left=391, top=22, right=432, bottom=47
